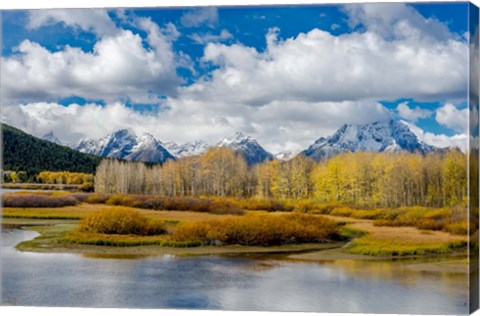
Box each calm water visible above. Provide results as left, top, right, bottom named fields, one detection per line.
left=0, top=228, right=469, bottom=314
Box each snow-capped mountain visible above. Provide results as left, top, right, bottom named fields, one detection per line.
left=303, top=120, right=436, bottom=161
left=75, top=129, right=174, bottom=163
left=217, top=132, right=273, bottom=164
left=275, top=151, right=297, bottom=161
left=42, top=131, right=62, bottom=145
left=163, top=140, right=210, bottom=158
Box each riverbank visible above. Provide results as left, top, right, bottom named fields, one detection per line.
left=4, top=223, right=468, bottom=274
left=1, top=217, right=468, bottom=275
left=1, top=203, right=469, bottom=273
left=7, top=221, right=346, bottom=257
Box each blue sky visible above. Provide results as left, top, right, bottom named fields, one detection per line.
left=0, top=3, right=472, bottom=152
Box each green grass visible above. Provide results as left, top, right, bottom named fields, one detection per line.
left=339, top=227, right=368, bottom=241
left=346, top=236, right=467, bottom=256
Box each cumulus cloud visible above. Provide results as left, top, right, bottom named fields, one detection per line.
left=2, top=13, right=182, bottom=104
left=27, top=9, right=118, bottom=37
left=180, top=7, right=218, bottom=28
left=2, top=4, right=470, bottom=154
left=396, top=102, right=432, bottom=121
left=189, top=29, right=232, bottom=45
left=343, top=3, right=454, bottom=43
left=3, top=100, right=391, bottom=153
left=435, top=103, right=469, bottom=132
left=404, top=121, right=468, bottom=152
left=187, top=22, right=466, bottom=106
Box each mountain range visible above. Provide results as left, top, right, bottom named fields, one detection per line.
left=302, top=120, right=436, bottom=160
left=74, top=130, right=274, bottom=164
left=40, top=119, right=444, bottom=165
left=75, top=129, right=175, bottom=163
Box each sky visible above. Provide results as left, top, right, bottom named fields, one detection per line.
left=0, top=3, right=473, bottom=154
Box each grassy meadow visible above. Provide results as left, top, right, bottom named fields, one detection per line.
left=1, top=190, right=470, bottom=260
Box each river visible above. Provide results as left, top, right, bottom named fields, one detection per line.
left=0, top=228, right=469, bottom=314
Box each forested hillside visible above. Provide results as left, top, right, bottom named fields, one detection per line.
left=2, top=124, right=101, bottom=178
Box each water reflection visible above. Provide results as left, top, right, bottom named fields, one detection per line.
left=0, top=228, right=469, bottom=314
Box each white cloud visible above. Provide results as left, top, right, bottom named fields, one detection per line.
left=343, top=3, right=454, bottom=43
left=2, top=15, right=182, bottom=104
left=27, top=9, right=118, bottom=37
left=396, top=102, right=432, bottom=121
left=435, top=103, right=468, bottom=133
left=189, top=29, right=232, bottom=45
left=2, top=4, right=471, bottom=154
left=188, top=23, right=466, bottom=106
left=404, top=121, right=468, bottom=152
left=180, top=7, right=218, bottom=28
left=3, top=100, right=391, bottom=153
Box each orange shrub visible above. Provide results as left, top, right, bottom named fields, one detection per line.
left=239, top=198, right=294, bottom=212
left=84, top=193, right=109, bottom=204
left=172, top=213, right=339, bottom=246
left=80, top=207, right=166, bottom=235
left=330, top=207, right=354, bottom=217
left=443, top=221, right=468, bottom=235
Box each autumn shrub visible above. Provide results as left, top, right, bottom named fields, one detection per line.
left=79, top=207, right=166, bottom=235
left=3, top=193, right=79, bottom=208
left=330, top=207, right=354, bottom=217
left=84, top=193, right=110, bottom=204
left=239, top=198, right=294, bottom=212
left=394, top=206, right=429, bottom=225
left=423, top=208, right=452, bottom=220
left=373, top=219, right=401, bottom=227
left=50, top=191, right=73, bottom=198
left=79, top=182, right=94, bottom=192
left=415, top=219, right=445, bottom=231
left=210, top=198, right=244, bottom=215
left=106, top=194, right=136, bottom=206
left=443, top=221, right=468, bottom=235
left=349, top=209, right=384, bottom=220
left=308, top=201, right=342, bottom=214
left=172, top=213, right=339, bottom=246
left=86, top=194, right=245, bottom=215
left=371, top=206, right=464, bottom=233
left=294, top=199, right=318, bottom=212
left=70, top=193, right=91, bottom=203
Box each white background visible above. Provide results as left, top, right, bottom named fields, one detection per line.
left=1, top=1, right=479, bottom=316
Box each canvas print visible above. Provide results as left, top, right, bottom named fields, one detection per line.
left=0, top=1, right=479, bottom=315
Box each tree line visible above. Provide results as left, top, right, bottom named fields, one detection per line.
left=94, top=148, right=467, bottom=208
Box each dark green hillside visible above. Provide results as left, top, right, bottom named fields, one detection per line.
left=2, top=124, right=101, bottom=176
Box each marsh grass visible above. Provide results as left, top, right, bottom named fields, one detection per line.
left=62, top=230, right=167, bottom=246
left=347, top=236, right=467, bottom=256
left=172, top=213, right=340, bottom=246
left=1, top=206, right=96, bottom=219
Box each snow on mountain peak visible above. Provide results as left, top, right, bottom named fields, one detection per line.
left=217, top=132, right=273, bottom=164
left=163, top=140, right=211, bottom=158
left=303, top=119, right=436, bottom=161
left=75, top=129, right=174, bottom=163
